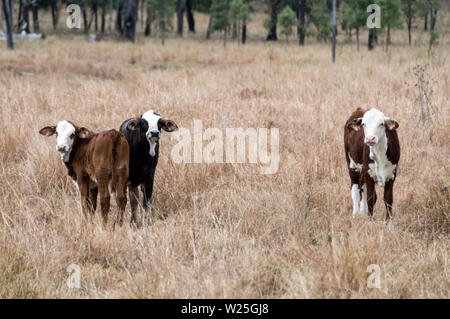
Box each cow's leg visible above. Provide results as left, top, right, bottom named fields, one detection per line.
left=359, top=183, right=368, bottom=215
left=142, top=170, right=156, bottom=224
left=129, top=185, right=139, bottom=226
left=78, top=176, right=90, bottom=220
left=88, top=186, right=98, bottom=214
left=384, top=180, right=394, bottom=221
left=366, top=178, right=377, bottom=217
left=97, top=177, right=111, bottom=227
left=114, top=171, right=128, bottom=228
left=351, top=184, right=360, bottom=215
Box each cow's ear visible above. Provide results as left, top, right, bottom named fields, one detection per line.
left=76, top=127, right=91, bottom=139
left=160, top=119, right=178, bottom=132
left=347, top=118, right=362, bottom=131
left=385, top=118, right=399, bottom=130
left=127, top=119, right=140, bottom=131
left=39, top=126, right=56, bottom=136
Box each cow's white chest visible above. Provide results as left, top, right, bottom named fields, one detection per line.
left=368, top=151, right=396, bottom=187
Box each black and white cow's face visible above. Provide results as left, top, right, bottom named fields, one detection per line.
left=348, top=108, right=399, bottom=147
left=127, top=110, right=178, bottom=157
left=39, top=120, right=90, bottom=162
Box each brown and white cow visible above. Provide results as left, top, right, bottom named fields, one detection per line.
left=344, top=108, right=400, bottom=220
left=39, top=121, right=129, bottom=227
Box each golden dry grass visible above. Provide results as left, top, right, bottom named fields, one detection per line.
left=0, top=10, right=449, bottom=298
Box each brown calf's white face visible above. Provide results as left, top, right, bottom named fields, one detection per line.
left=55, top=121, right=76, bottom=162
left=349, top=108, right=399, bottom=147
left=39, top=121, right=90, bottom=162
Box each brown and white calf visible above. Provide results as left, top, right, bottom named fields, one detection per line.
left=344, top=108, right=400, bottom=220
left=39, top=121, right=129, bottom=226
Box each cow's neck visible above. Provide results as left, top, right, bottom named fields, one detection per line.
left=63, top=137, right=91, bottom=181
left=369, top=133, right=388, bottom=162
left=367, top=132, right=396, bottom=187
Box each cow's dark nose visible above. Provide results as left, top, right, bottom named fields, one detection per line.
left=150, top=131, right=160, bottom=138
left=57, top=145, right=66, bottom=152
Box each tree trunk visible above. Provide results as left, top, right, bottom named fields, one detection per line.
left=93, top=1, right=98, bottom=32
left=407, top=15, right=412, bottom=45
left=161, top=20, right=166, bottom=45
left=22, top=0, right=30, bottom=33
left=223, top=29, right=227, bottom=47
left=123, top=0, right=139, bottom=41
left=16, top=0, right=23, bottom=32
left=82, top=5, right=95, bottom=34
left=331, top=0, right=336, bottom=62
left=144, top=4, right=151, bottom=36
left=108, top=0, right=112, bottom=33
left=430, top=8, right=437, bottom=31
left=186, top=0, right=195, bottom=33
left=242, top=18, right=247, bottom=44
left=206, top=12, right=212, bottom=39
left=368, top=28, right=375, bottom=50
left=2, top=0, right=14, bottom=49
left=51, top=0, right=59, bottom=30
left=176, top=0, right=185, bottom=36
left=424, top=11, right=428, bottom=31
left=297, top=0, right=306, bottom=45
left=31, top=1, right=39, bottom=33
left=385, top=22, right=391, bottom=52
left=115, top=0, right=122, bottom=32
left=356, top=27, right=359, bottom=51
left=140, top=0, right=144, bottom=29
left=101, top=0, right=106, bottom=33
left=266, top=0, right=280, bottom=41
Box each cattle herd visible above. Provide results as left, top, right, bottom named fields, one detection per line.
left=39, top=107, right=400, bottom=227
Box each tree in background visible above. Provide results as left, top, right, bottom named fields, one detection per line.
left=229, top=0, right=250, bottom=44
left=186, top=0, right=195, bottom=32
left=148, top=0, right=176, bottom=44
left=278, top=5, right=297, bottom=43
left=265, top=0, right=281, bottom=41
left=296, top=0, right=310, bottom=46
left=341, top=0, right=367, bottom=51
left=377, top=0, right=403, bottom=51
left=211, top=0, right=230, bottom=46
left=176, top=0, right=186, bottom=36
left=50, top=0, right=59, bottom=30
left=401, top=0, right=417, bottom=45
left=417, top=0, right=441, bottom=51
left=123, top=0, right=139, bottom=41
left=2, top=0, right=14, bottom=49
left=310, top=0, right=331, bottom=42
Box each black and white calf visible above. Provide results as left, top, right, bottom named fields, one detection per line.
left=120, top=110, right=178, bottom=224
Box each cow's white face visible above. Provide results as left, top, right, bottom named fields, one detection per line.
left=349, top=108, right=399, bottom=147
left=55, top=120, right=76, bottom=162
left=142, top=110, right=161, bottom=157
left=361, top=109, right=386, bottom=146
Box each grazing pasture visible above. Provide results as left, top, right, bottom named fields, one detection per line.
left=0, top=11, right=449, bottom=298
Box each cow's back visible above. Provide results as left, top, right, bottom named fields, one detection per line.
left=90, top=130, right=129, bottom=171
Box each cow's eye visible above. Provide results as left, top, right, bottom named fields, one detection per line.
left=380, top=123, right=384, bottom=127
left=70, top=134, right=75, bottom=139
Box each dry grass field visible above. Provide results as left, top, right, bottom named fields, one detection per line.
left=0, top=9, right=449, bottom=298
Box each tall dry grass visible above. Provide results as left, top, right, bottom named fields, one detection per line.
left=0, top=10, right=449, bottom=298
